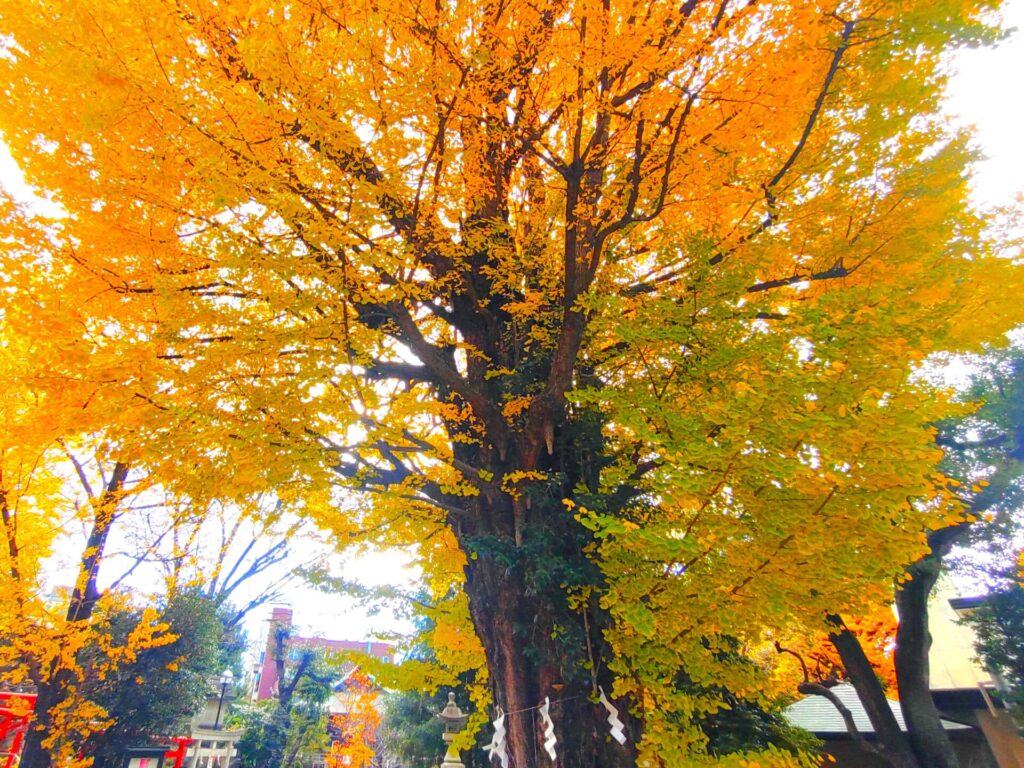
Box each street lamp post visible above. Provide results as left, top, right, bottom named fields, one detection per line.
left=436, top=692, right=468, bottom=768
left=213, top=669, right=233, bottom=730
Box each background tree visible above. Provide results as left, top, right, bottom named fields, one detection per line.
left=281, top=663, right=334, bottom=768
left=777, top=341, right=1024, bottom=768
left=890, top=343, right=1024, bottom=767
left=0, top=197, right=303, bottom=768
left=233, top=704, right=291, bottom=768
left=236, top=623, right=335, bottom=768
left=79, top=591, right=241, bottom=768
left=941, top=346, right=1024, bottom=723
left=773, top=604, right=899, bottom=694
left=0, top=216, right=177, bottom=768
left=963, top=583, right=1024, bottom=717
left=0, top=199, right=144, bottom=768
left=3, top=1, right=1023, bottom=766
left=123, top=496, right=326, bottom=628
left=379, top=691, right=448, bottom=768
left=326, top=670, right=382, bottom=768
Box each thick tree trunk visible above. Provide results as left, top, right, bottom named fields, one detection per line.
left=894, top=558, right=961, bottom=768
left=828, top=619, right=921, bottom=768
left=455, top=416, right=637, bottom=768
left=433, top=313, right=639, bottom=768
left=463, top=551, right=636, bottom=768
left=18, top=674, right=71, bottom=768
left=464, top=557, right=535, bottom=765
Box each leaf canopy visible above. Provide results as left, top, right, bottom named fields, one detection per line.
left=2, top=0, right=1023, bottom=763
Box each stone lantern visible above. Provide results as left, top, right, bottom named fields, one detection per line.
left=436, top=691, right=468, bottom=768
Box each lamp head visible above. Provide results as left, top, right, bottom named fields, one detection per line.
left=437, top=692, right=468, bottom=733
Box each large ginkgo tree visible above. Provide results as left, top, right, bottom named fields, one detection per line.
left=1, top=0, right=1022, bottom=765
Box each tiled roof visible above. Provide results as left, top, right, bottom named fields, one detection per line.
left=783, top=683, right=971, bottom=735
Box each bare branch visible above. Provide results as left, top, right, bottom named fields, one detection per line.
left=796, top=681, right=883, bottom=757
left=56, top=441, right=95, bottom=500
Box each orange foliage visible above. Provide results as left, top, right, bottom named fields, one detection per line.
left=326, top=671, right=381, bottom=768
left=774, top=606, right=899, bottom=694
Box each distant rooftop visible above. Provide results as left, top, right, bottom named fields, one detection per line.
left=783, top=683, right=971, bottom=736
left=948, top=595, right=987, bottom=612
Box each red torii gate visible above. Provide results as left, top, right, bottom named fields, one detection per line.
left=0, top=694, right=193, bottom=768
left=0, top=692, right=36, bottom=768
left=161, top=737, right=194, bottom=768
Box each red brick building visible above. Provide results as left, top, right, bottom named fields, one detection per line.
left=253, top=607, right=394, bottom=701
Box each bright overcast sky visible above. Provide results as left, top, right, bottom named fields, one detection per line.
left=946, top=0, right=1024, bottom=209
left=2, top=3, right=1023, bottom=645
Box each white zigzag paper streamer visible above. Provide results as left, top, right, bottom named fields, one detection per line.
left=598, top=686, right=627, bottom=745
left=484, top=706, right=509, bottom=768
left=539, top=696, right=558, bottom=760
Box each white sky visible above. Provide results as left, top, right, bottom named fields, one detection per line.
left=2, top=3, right=1024, bottom=648
left=946, top=0, right=1024, bottom=209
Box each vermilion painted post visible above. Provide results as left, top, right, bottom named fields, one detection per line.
left=163, top=737, right=195, bottom=768
left=0, top=692, right=36, bottom=768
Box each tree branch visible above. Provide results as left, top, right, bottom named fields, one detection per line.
left=745, top=261, right=850, bottom=293
left=67, top=461, right=130, bottom=624
left=797, top=680, right=885, bottom=758
left=385, top=301, right=511, bottom=450
left=765, top=19, right=855, bottom=194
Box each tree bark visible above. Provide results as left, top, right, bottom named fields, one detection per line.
left=18, top=682, right=56, bottom=768
left=797, top=682, right=888, bottom=762
left=827, top=523, right=971, bottom=768
left=1, top=479, right=21, bottom=583
left=828, top=618, right=921, bottom=768
left=893, top=550, right=962, bottom=768
left=463, top=550, right=637, bottom=768
left=453, top=403, right=637, bottom=768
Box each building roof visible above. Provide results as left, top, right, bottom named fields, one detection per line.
left=948, top=596, right=987, bottom=611
left=783, top=683, right=972, bottom=736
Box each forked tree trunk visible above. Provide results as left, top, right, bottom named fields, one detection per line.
left=893, top=555, right=962, bottom=768
left=828, top=524, right=970, bottom=768
left=829, top=619, right=922, bottom=768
